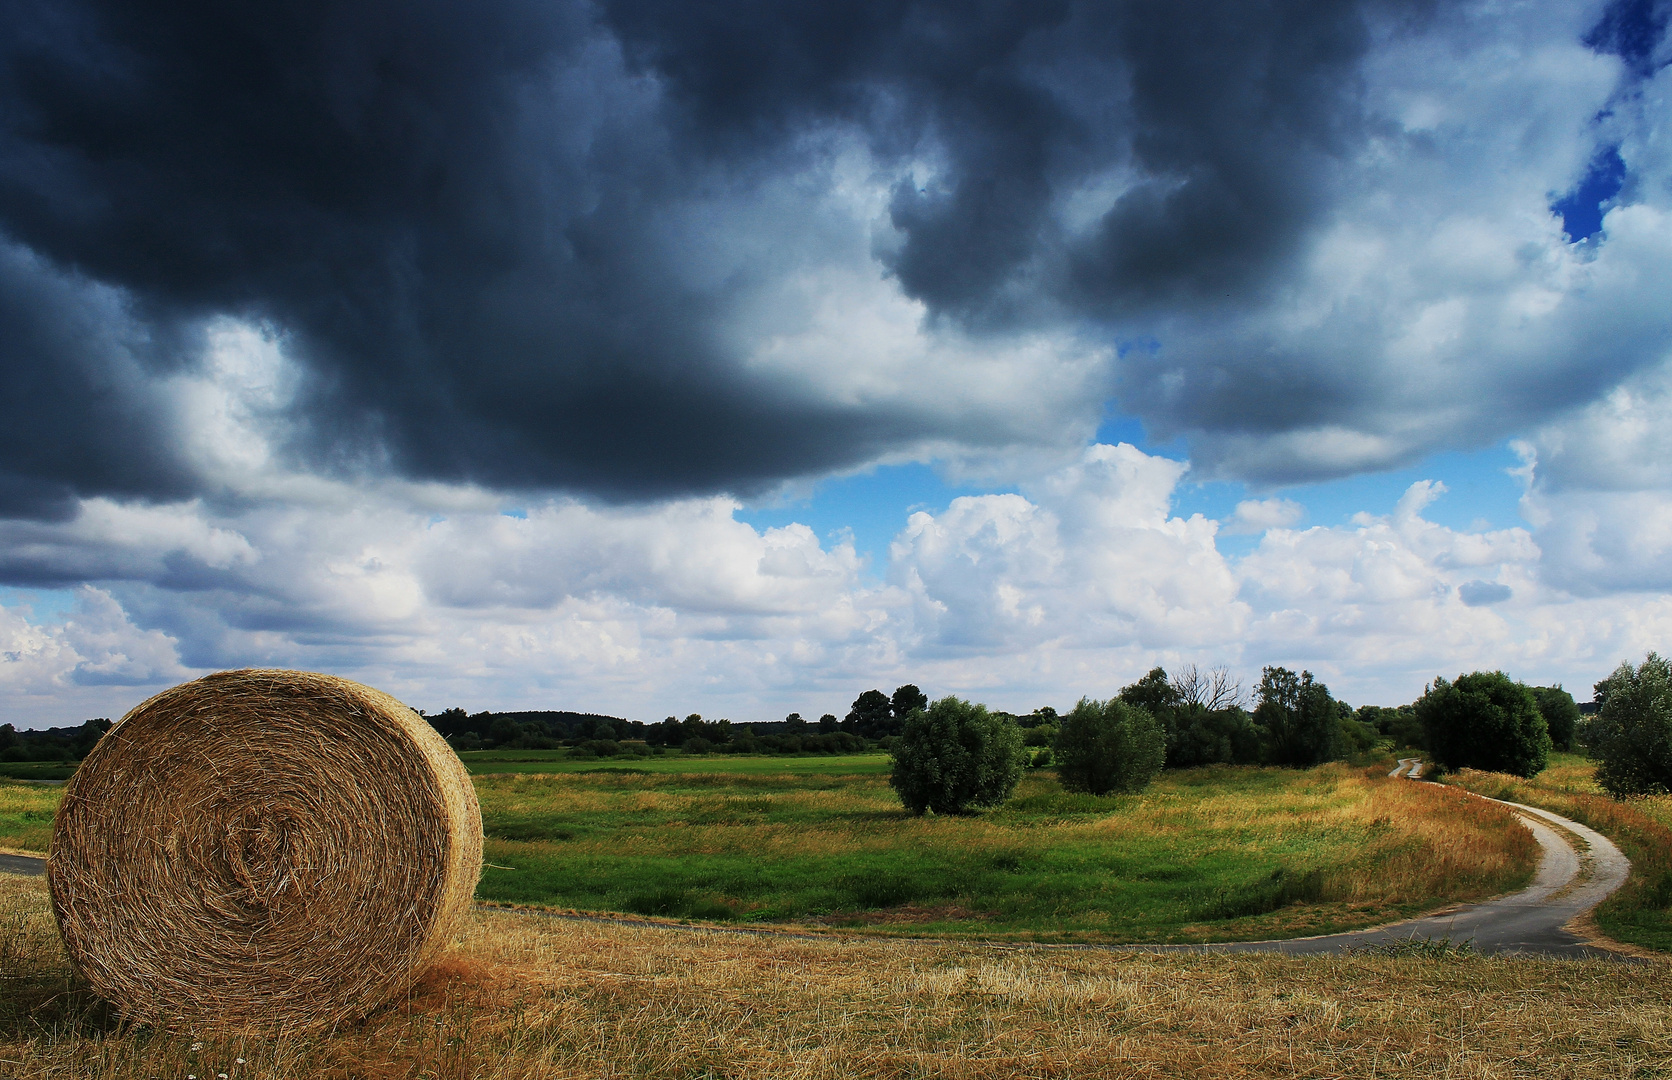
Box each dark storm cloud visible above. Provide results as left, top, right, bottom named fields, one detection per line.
left=0, top=0, right=1464, bottom=509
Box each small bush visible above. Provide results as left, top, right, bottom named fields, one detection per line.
left=889, top=696, right=1025, bottom=815
left=1053, top=698, right=1165, bottom=796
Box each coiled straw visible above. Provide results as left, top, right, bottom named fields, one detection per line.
left=48, top=669, right=482, bottom=1029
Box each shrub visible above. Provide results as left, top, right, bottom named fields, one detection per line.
left=888, top=696, right=1025, bottom=815
left=1415, top=671, right=1549, bottom=778
left=1053, top=698, right=1166, bottom=795
left=1588, top=654, right=1672, bottom=797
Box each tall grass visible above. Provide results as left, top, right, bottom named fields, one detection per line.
left=1448, top=753, right=1672, bottom=953
left=1, top=872, right=1666, bottom=1078
left=0, top=781, right=58, bottom=855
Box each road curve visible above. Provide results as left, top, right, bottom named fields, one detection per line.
left=0, top=775, right=1639, bottom=959
left=1144, top=793, right=1634, bottom=959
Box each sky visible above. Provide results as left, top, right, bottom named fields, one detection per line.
left=2, top=0, right=1671, bottom=728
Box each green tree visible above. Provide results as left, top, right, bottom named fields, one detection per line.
left=1528, top=686, right=1581, bottom=751
left=844, top=689, right=893, bottom=736
left=1415, top=671, right=1549, bottom=778
left=1587, top=654, right=1672, bottom=797
left=1119, top=667, right=1181, bottom=716
left=889, top=696, right=1025, bottom=815
left=890, top=684, right=929, bottom=720
left=1253, top=667, right=1345, bottom=767
left=1053, top=698, right=1166, bottom=795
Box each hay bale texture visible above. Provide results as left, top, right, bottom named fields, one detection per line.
left=47, top=669, right=482, bottom=1029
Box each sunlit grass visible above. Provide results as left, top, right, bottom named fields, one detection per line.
left=0, top=781, right=58, bottom=855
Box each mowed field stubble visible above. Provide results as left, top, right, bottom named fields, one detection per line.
left=2, top=871, right=1669, bottom=1079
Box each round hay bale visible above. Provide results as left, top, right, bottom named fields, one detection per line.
left=47, top=669, right=482, bottom=1029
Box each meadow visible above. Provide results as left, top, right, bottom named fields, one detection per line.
left=476, top=757, right=1534, bottom=942
left=1, top=757, right=1539, bottom=942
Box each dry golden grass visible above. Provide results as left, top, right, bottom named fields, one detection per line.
left=2, top=872, right=1667, bottom=1079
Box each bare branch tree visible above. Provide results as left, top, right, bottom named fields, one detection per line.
left=1170, top=664, right=1247, bottom=711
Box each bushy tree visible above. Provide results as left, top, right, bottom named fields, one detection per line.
left=1587, top=654, right=1672, bottom=797
left=1053, top=698, right=1166, bottom=795
left=1529, top=686, right=1581, bottom=752
left=1119, top=667, right=1181, bottom=716
left=1416, top=671, right=1549, bottom=778
left=889, top=697, right=1025, bottom=815
left=1254, top=667, right=1345, bottom=767
left=891, top=684, right=929, bottom=718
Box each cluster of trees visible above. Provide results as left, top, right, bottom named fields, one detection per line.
left=0, top=719, right=111, bottom=763
left=883, top=658, right=1633, bottom=815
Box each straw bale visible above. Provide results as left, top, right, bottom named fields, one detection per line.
left=46, top=669, right=483, bottom=1030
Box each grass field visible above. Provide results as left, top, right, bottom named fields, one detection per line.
left=1447, top=752, right=1672, bottom=953
left=0, top=781, right=57, bottom=855
left=2, top=759, right=1536, bottom=943
left=1, top=872, right=1666, bottom=1079
left=471, top=759, right=1535, bottom=942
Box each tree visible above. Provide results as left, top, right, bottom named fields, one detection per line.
left=890, top=684, right=929, bottom=719
left=1253, top=667, right=1345, bottom=767
left=1053, top=698, right=1166, bottom=795
left=844, top=689, right=894, bottom=737
left=1119, top=667, right=1181, bottom=716
left=1528, top=686, right=1581, bottom=752
left=1416, top=671, right=1549, bottom=778
left=1587, top=654, right=1672, bottom=797
left=889, top=696, right=1025, bottom=815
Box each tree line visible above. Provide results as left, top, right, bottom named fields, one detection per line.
left=884, top=658, right=1672, bottom=815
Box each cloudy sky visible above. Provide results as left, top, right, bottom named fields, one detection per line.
left=2, top=0, right=1670, bottom=727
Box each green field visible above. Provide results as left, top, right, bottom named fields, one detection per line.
left=473, top=758, right=1532, bottom=942
left=2, top=756, right=1536, bottom=943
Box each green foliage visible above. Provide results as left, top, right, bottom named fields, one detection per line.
left=1416, top=671, right=1549, bottom=778
left=1253, top=667, right=1345, bottom=767
left=888, top=696, right=1026, bottom=815
left=1118, top=667, right=1180, bottom=716
left=1588, top=654, right=1672, bottom=797
left=1166, top=704, right=1262, bottom=768
left=1053, top=698, right=1166, bottom=796
left=1116, top=666, right=1259, bottom=769
left=1529, top=685, right=1582, bottom=751
left=1337, top=715, right=1381, bottom=754
left=1356, top=704, right=1424, bottom=749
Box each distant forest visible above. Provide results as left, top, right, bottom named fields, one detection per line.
left=0, top=667, right=1597, bottom=774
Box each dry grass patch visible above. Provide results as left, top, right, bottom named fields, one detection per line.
left=2, top=873, right=1667, bottom=1078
